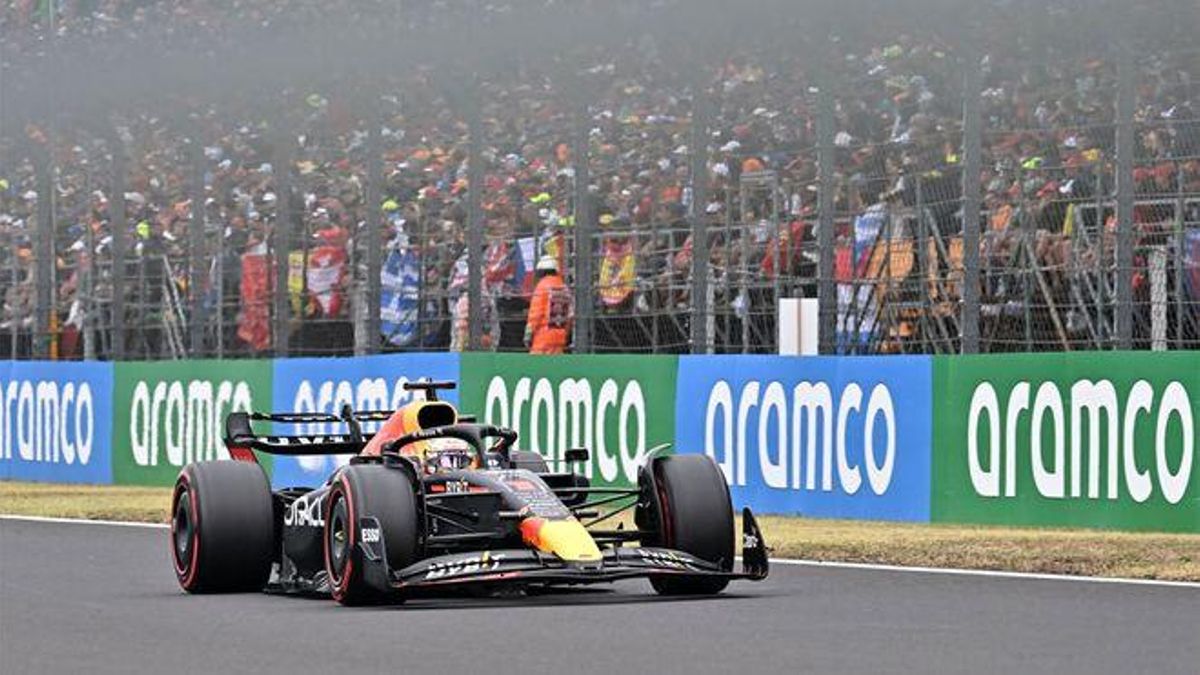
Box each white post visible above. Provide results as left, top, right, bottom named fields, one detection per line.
left=800, top=298, right=819, bottom=355
left=779, top=297, right=819, bottom=355
left=778, top=298, right=800, bottom=355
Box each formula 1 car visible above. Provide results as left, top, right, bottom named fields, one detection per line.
left=169, top=380, right=768, bottom=605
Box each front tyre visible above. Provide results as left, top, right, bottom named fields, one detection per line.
left=639, top=455, right=735, bottom=595
left=324, top=464, right=420, bottom=605
left=171, top=461, right=274, bottom=593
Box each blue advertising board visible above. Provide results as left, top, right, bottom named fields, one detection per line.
left=0, top=360, right=114, bottom=484
left=269, top=353, right=460, bottom=488
left=674, top=355, right=932, bottom=521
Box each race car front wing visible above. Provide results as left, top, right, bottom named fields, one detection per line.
left=355, top=508, right=770, bottom=595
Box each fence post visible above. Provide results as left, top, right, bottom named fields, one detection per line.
left=466, top=81, right=484, bottom=352
left=960, top=45, right=982, bottom=354
left=1114, top=40, right=1135, bottom=350
left=816, top=77, right=837, bottom=354
left=364, top=97, right=383, bottom=354
left=34, top=145, right=54, bottom=359
left=82, top=164, right=95, bottom=360
left=8, top=227, right=16, bottom=359
left=1095, top=171, right=1107, bottom=340
left=109, top=127, right=128, bottom=360
left=273, top=117, right=293, bottom=356
left=1174, top=176, right=1185, bottom=348
left=689, top=74, right=711, bottom=354
left=188, top=120, right=207, bottom=356
left=915, top=172, right=928, bottom=353
left=572, top=82, right=594, bottom=353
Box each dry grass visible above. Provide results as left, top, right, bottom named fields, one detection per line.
left=3, top=481, right=1197, bottom=581
left=752, top=515, right=1200, bottom=582
left=0, top=481, right=172, bottom=523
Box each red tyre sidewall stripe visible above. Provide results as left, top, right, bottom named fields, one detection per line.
left=323, top=474, right=356, bottom=602
left=654, top=462, right=673, bottom=548
left=322, top=482, right=340, bottom=594
left=171, top=471, right=201, bottom=590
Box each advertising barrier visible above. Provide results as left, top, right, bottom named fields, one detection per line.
left=674, top=355, right=932, bottom=521
left=5, top=351, right=1197, bottom=534
left=110, top=360, right=273, bottom=486
left=270, top=353, right=460, bottom=488
left=458, top=354, right=678, bottom=489
left=932, top=352, right=1200, bottom=532
left=0, top=360, right=114, bottom=484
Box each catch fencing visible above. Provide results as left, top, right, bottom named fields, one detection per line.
left=3, top=34, right=1199, bottom=360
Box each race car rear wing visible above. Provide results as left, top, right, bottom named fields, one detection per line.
left=224, top=408, right=373, bottom=457
left=224, top=380, right=466, bottom=460
left=224, top=408, right=476, bottom=462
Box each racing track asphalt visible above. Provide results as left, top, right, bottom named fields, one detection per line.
left=2, top=518, right=1198, bottom=675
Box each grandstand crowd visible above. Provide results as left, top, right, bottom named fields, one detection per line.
left=1, top=0, right=1197, bottom=357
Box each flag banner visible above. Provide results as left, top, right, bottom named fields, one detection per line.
left=516, top=236, right=537, bottom=295
left=484, top=240, right=517, bottom=294
left=853, top=206, right=886, bottom=278
left=599, top=237, right=636, bottom=307
left=307, top=245, right=346, bottom=316
left=237, top=252, right=272, bottom=351
left=380, top=246, right=420, bottom=346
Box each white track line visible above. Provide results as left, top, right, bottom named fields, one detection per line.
left=0, top=514, right=167, bottom=529
left=753, top=557, right=1200, bottom=589
left=4, top=514, right=1197, bottom=589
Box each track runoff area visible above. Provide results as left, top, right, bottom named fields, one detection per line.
left=2, top=516, right=1197, bottom=675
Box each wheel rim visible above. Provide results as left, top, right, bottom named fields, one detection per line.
left=327, top=495, right=349, bottom=581
left=172, top=488, right=193, bottom=574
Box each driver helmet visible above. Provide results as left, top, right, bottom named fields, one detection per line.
left=423, top=437, right=477, bottom=473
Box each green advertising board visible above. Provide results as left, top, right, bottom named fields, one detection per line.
left=111, top=360, right=273, bottom=486
left=459, top=354, right=678, bottom=488
left=932, top=351, right=1199, bottom=532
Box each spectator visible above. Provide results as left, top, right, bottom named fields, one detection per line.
left=1, top=0, right=1195, bottom=356
left=525, top=255, right=571, bottom=354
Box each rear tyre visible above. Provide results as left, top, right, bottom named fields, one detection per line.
left=509, top=450, right=549, bottom=473
left=639, top=455, right=734, bottom=595
left=324, top=464, right=420, bottom=605
left=171, top=461, right=274, bottom=593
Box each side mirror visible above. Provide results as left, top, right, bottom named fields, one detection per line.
left=564, top=448, right=590, bottom=464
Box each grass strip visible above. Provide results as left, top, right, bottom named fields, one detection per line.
left=0, top=481, right=172, bottom=523
left=753, top=515, right=1200, bottom=582
left=3, top=480, right=1197, bottom=582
